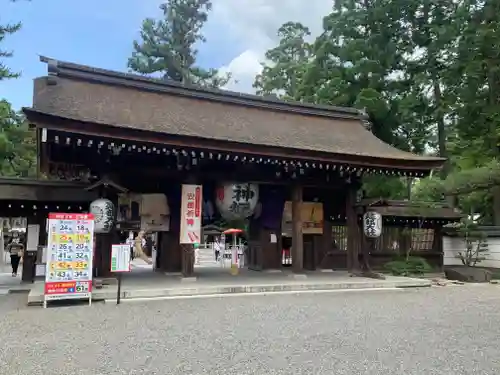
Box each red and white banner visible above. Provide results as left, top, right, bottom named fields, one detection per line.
left=180, top=184, right=202, bottom=244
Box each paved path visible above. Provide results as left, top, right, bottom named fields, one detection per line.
left=1, top=285, right=499, bottom=374
left=130, top=258, right=153, bottom=270
left=195, top=246, right=220, bottom=268
left=0, top=261, right=22, bottom=294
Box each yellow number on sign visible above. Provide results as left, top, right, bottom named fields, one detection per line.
left=75, top=262, right=86, bottom=269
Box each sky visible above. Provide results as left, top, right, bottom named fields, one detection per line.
left=1, top=0, right=333, bottom=110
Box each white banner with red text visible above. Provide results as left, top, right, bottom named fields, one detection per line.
left=179, top=184, right=202, bottom=244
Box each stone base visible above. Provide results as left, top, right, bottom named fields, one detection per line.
left=445, top=267, right=492, bottom=283
left=164, top=272, right=182, bottom=277
left=289, top=274, right=307, bottom=280
left=26, top=275, right=432, bottom=306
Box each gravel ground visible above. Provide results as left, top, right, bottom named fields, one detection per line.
left=0, top=286, right=499, bottom=375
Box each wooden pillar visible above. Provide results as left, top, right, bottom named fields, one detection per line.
left=94, top=190, right=119, bottom=277
left=321, top=220, right=333, bottom=269
left=22, top=215, right=44, bottom=282
left=432, top=225, right=444, bottom=271
left=291, top=185, right=303, bottom=272
left=346, top=186, right=360, bottom=272
left=95, top=233, right=115, bottom=277
left=158, top=230, right=182, bottom=273
left=38, top=128, right=49, bottom=178
left=158, top=184, right=182, bottom=273
left=180, top=176, right=197, bottom=278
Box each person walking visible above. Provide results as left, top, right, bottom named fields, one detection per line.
left=126, top=231, right=135, bottom=261
left=133, top=231, right=153, bottom=264
left=6, top=232, right=24, bottom=277
left=214, top=237, right=221, bottom=261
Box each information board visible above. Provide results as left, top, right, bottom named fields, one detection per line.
left=44, top=213, right=94, bottom=307
left=111, top=244, right=131, bottom=273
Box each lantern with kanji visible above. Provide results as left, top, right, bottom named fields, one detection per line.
left=89, top=198, right=115, bottom=233
left=215, top=183, right=259, bottom=221
left=363, top=211, right=382, bottom=238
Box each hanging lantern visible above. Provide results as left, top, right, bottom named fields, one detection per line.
left=363, top=211, right=382, bottom=238
left=89, top=198, right=115, bottom=233
left=215, top=183, right=259, bottom=221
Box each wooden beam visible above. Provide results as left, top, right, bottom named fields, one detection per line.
left=111, top=166, right=350, bottom=190
left=0, top=183, right=97, bottom=202
left=291, top=185, right=304, bottom=272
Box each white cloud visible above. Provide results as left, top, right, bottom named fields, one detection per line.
left=211, top=0, right=332, bottom=93
left=218, top=50, right=263, bottom=93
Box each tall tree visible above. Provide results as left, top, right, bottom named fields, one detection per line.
left=253, top=22, right=312, bottom=100
left=424, top=0, right=500, bottom=223
left=129, top=0, right=229, bottom=88
left=0, top=101, right=36, bottom=177
left=0, top=1, right=22, bottom=80
left=254, top=0, right=500, bottom=222
left=401, top=0, right=460, bottom=176
left=0, top=0, right=37, bottom=177
left=255, top=0, right=430, bottom=199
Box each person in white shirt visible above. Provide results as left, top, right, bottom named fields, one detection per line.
left=214, top=238, right=221, bottom=261
left=126, top=231, right=135, bottom=261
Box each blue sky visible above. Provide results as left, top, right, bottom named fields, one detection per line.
left=1, top=0, right=244, bottom=110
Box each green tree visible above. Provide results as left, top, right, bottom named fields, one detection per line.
left=447, top=0, right=500, bottom=223
left=0, top=1, right=22, bottom=80
left=0, top=0, right=37, bottom=177
left=254, top=0, right=432, bottom=199
left=253, top=22, right=312, bottom=100
left=0, top=101, right=36, bottom=177
left=128, top=0, right=229, bottom=88
left=411, top=0, right=500, bottom=224
left=254, top=0, right=500, bottom=224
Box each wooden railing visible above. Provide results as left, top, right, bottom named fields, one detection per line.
left=331, top=225, right=436, bottom=252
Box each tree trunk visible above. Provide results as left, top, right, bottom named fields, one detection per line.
left=433, top=79, right=448, bottom=178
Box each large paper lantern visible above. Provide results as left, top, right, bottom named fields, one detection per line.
left=215, top=183, right=259, bottom=221
left=363, top=211, right=382, bottom=238
left=89, top=198, right=115, bottom=233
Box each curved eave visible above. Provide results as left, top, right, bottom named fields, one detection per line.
left=23, top=107, right=445, bottom=172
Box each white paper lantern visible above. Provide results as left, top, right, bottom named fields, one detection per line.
left=215, top=183, right=259, bottom=221
left=89, top=198, right=115, bottom=233
left=363, top=211, right=382, bottom=238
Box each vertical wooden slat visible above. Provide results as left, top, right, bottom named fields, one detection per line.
left=291, top=185, right=303, bottom=272
left=346, top=187, right=359, bottom=272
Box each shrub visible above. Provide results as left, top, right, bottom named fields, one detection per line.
left=383, top=256, right=433, bottom=276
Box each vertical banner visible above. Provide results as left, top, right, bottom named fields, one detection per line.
left=180, top=184, right=202, bottom=244
left=44, top=213, right=94, bottom=307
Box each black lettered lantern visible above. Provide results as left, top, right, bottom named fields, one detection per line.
left=89, top=198, right=115, bottom=233
left=215, top=183, right=259, bottom=221
left=363, top=211, right=382, bottom=238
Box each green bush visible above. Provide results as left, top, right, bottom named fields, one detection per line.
left=383, top=256, right=433, bottom=276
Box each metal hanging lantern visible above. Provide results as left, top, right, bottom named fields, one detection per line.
left=215, top=183, right=259, bottom=221
left=363, top=211, right=382, bottom=238
left=89, top=198, right=115, bottom=233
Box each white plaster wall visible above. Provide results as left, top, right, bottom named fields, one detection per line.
left=443, top=236, right=500, bottom=269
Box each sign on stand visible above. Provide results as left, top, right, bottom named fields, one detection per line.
left=44, top=213, right=94, bottom=308
left=111, top=244, right=131, bottom=273
left=111, top=244, right=131, bottom=305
